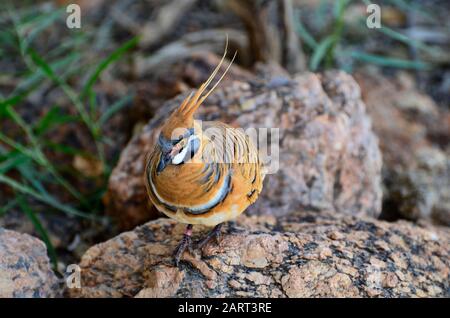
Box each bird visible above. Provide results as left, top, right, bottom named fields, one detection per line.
left=144, top=41, right=265, bottom=266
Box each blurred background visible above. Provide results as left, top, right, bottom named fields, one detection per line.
left=0, top=0, right=448, bottom=272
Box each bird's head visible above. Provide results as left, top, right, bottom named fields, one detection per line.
left=155, top=39, right=236, bottom=174
left=156, top=119, right=201, bottom=174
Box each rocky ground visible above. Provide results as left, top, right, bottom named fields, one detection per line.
left=70, top=211, right=449, bottom=298
left=2, top=210, right=448, bottom=298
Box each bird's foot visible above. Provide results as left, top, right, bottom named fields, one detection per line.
left=195, top=223, right=223, bottom=250
left=173, top=224, right=193, bottom=266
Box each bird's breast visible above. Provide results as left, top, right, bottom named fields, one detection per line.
left=149, top=162, right=230, bottom=210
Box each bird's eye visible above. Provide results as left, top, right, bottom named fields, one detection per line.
left=171, top=129, right=193, bottom=145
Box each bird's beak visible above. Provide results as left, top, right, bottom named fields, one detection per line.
left=156, top=152, right=171, bottom=174
left=157, top=144, right=183, bottom=174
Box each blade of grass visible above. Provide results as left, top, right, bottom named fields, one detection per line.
left=294, top=9, right=318, bottom=50
left=81, top=37, right=138, bottom=100
left=0, top=198, right=17, bottom=217
left=0, top=132, right=44, bottom=164
left=28, top=49, right=107, bottom=167
left=47, top=32, right=90, bottom=59
left=0, top=27, right=17, bottom=51
left=310, top=35, right=335, bottom=71
left=350, top=51, right=431, bottom=70
left=0, top=141, right=60, bottom=198
left=28, top=49, right=96, bottom=135
left=354, top=10, right=441, bottom=57
left=24, top=8, right=63, bottom=48
left=34, top=105, right=79, bottom=135
left=4, top=105, right=86, bottom=204
left=0, top=152, right=29, bottom=174
left=43, top=141, right=86, bottom=156
left=313, top=0, right=330, bottom=31
left=5, top=105, right=45, bottom=155
left=17, top=163, right=50, bottom=197
left=0, top=83, right=41, bottom=113
left=326, top=0, right=349, bottom=68
left=386, top=0, right=433, bottom=20
left=0, top=3, right=51, bottom=24
left=81, top=37, right=138, bottom=121
left=18, top=197, right=58, bottom=270
left=1, top=52, right=81, bottom=113
left=8, top=8, right=38, bottom=71
left=0, top=173, right=95, bottom=219
left=98, top=93, right=134, bottom=127
left=377, top=25, right=443, bottom=57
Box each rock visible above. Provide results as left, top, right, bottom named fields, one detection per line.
left=355, top=68, right=450, bottom=226
left=105, top=53, right=382, bottom=229
left=69, top=211, right=449, bottom=298
left=0, top=228, right=60, bottom=298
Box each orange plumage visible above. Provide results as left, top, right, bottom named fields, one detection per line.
left=144, top=40, right=265, bottom=264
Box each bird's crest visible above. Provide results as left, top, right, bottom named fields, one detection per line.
left=161, top=37, right=237, bottom=139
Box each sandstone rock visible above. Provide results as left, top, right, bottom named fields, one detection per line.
left=0, top=228, right=60, bottom=298
left=355, top=68, right=450, bottom=226
left=105, top=54, right=382, bottom=229
left=69, top=211, right=449, bottom=298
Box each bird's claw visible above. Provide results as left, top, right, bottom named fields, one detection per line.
left=173, top=224, right=224, bottom=265
left=195, top=224, right=223, bottom=250
left=173, top=234, right=193, bottom=267
left=173, top=224, right=194, bottom=267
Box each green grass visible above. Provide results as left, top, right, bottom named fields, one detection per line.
left=0, top=4, right=136, bottom=269
left=18, top=197, right=58, bottom=270
left=295, top=0, right=438, bottom=72
left=349, top=51, right=430, bottom=70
